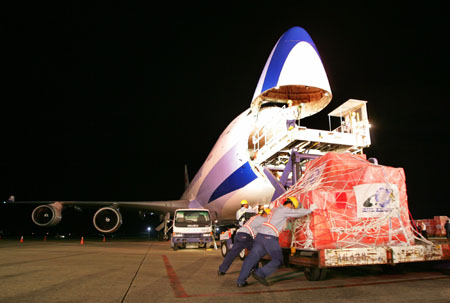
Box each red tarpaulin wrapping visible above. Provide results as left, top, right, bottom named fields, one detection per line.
left=272, top=152, right=415, bottom=249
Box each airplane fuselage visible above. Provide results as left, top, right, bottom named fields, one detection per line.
left=181, top=108, right=276, bottom=221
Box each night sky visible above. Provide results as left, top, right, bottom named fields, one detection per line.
left=2, top=3, right=449, bottom=228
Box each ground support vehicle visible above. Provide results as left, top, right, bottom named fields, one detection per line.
left=219, top=226, right=247, bottom=260
left=171, top=208, right=214, bottom=250
left=219, top=213, right=258, bottom=258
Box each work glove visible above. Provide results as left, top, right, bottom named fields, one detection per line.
left=309, top=204, right=318, bottom=212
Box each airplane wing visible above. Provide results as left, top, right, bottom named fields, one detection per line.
left=5, top=196, right=190, bottom=234
left=62, top=200, right=190, bottom=213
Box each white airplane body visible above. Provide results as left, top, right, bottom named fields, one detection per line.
left=181, top=108, right=275, bottom=220
left=8, top=27, right=372, bottom=234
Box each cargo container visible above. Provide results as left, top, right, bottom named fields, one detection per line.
left=267, top=153, right=450, bottom=280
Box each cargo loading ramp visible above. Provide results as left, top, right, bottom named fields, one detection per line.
left=252, top=99, right=371, bottom=167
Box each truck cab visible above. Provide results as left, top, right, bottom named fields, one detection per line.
left=171, top=208, right=214, bottom=250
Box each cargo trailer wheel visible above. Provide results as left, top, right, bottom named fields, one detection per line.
left=282, top=249, right=291, bottom=267
left=304, top=267, right=327, bottom=281
left=381, top=264, right=398, bottom=273
left=221, top=242, right=228, bottom=257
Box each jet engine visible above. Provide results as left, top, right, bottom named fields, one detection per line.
left=93, top=207, right=122, bottom=233
left=31, top=203, right=63, bottom=227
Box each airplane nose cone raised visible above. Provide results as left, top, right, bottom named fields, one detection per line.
left=251, top=27, right=332, bottom=118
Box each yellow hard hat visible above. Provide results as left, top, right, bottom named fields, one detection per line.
left=263, top=208, right=271, bottom=215
left=284, top=197, right=299, bottom=209
left=240, top=200, right=248, bottom=205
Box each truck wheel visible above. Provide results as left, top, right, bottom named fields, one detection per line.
left=172, top=245, right=178, bottom=251
left=221, top=242, right=228, bottom=257
left=304, top=267, right=327, bottom=281
left=239, top=249, right=246, bottom=260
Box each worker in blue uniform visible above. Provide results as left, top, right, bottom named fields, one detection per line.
left=218, top=209, right=270, bottom=276
left=236, top=197, right=316, bottom=287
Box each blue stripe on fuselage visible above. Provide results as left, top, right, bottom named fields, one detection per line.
left=261, top=27, right=318, bottom=93
left=208, top=162, right=257, bottom=203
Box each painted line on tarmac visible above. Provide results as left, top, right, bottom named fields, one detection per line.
left=162, top=255, right=189, bottom=298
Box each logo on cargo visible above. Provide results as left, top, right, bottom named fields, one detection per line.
left=354, top=183, right=399, bottom=218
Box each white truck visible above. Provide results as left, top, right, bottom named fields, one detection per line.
left=171, top=208, right=214, bottom=250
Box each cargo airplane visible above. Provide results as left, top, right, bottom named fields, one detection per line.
left=7, top=27, right=372, bottom=237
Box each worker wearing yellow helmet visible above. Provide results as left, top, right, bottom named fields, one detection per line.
left=284, top=197, right=299, bottom=209
left=236, top=197, right=317, bottom=287
left=236, top=200, right=256, bottom=227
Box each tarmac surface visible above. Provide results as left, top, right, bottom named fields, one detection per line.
left=1, top=237, right=449, bottom=303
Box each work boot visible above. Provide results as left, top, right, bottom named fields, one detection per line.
left=217, top=270, right=225, bottom=276
left=252, top=272, right=270, bottom=286
left=237, top=281, right=248, bottom=287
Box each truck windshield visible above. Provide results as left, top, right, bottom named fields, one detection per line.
left=175, top=211, right=211, bottom=227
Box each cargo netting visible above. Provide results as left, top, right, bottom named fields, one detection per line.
left=272, top=152, right=430, bottom=249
